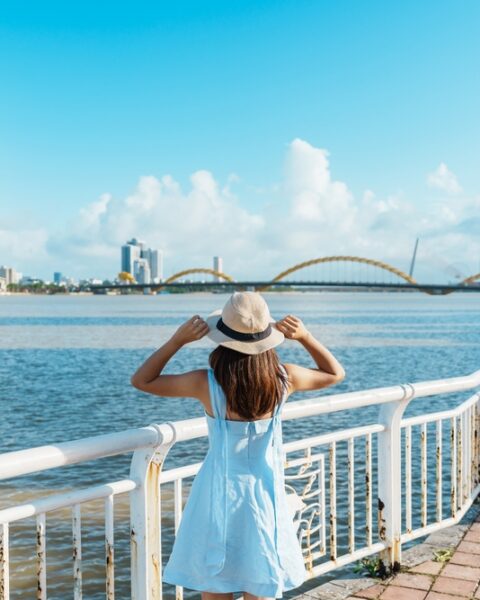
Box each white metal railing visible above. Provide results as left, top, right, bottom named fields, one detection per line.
left=0, top=369, right=479, bottom=599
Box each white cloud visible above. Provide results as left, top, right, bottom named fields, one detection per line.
left=427, top=162, right=462, bottom=194
left=77, top=193, right=112, bottom=232
left=286, top=139, right=357, bottom=233
left=7, top=140, right=479, bottom=283
left=0, top=228, right=49, bottom=263
left=48, top=167, right=266, bottom=278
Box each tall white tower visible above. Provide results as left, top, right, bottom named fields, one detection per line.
left=144, top=248, right=164, bottom=282
left=213, top=256, right=223, bottom=282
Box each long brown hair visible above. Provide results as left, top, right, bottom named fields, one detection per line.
left=208, top=345, right=289, bottom=420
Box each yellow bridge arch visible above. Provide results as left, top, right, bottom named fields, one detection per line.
left=155, top=268, right=234, bottom=290
left=461, top=272, right=480, bottom=285
left=258, top=255, right=418, bottom=291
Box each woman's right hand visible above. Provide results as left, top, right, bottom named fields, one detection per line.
left=275, top=315, right=310, bottom=342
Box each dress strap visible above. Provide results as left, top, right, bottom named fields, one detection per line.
left=273, top=363, right=289, bottom=418
left=207, top=368, right=226, bottom=419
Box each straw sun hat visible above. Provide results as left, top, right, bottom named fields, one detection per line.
left=205, top=291, right=285, bottom=355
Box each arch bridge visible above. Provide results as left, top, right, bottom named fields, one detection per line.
left=122, top=258, right=479, bottom=295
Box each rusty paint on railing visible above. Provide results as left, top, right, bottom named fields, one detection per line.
left=436, top=420, right=443, bottom=522
left=105, top=494, right=115, bottom=600
left=36, top=513, right=46, bottom=600
left=72, top=504, right=82, bottom=600
left=329, top=442, right=337, bottom=561
left=365, top=433, right=372, bottom=548
left=421, top=422, right=427, bottom=527
left=0, top=523, right=9, bottom=600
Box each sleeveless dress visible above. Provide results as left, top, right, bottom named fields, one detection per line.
left=162, top=365, right=308, bottom=598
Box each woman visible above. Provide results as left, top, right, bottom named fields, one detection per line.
left=131, top=291, right=345, bottom=600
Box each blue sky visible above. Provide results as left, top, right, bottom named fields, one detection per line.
left=1, top=1, right=479, bottom=282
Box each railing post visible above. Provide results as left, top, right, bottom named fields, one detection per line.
left=377, top=386, right=414, bottom=572
left=130, top=423, right=176, bottom=600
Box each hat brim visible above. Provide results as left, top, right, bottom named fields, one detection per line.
left=205, top=309, right=285, bottom=355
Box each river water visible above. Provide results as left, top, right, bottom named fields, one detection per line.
left=0, top=291, right=479, bottom=598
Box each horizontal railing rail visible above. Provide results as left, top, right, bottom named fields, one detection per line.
left=0, top=369, right=479, bottom=599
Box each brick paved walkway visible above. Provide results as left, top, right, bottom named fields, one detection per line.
left=347, top=518, right=480, bottom=600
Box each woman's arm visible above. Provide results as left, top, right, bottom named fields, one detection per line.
left=275, top=315, right=345, bottom=393
left=130, top=315, right=210, bottom=398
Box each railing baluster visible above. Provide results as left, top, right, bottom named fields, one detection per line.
left=72, top=504, right=82, bottom=600
left=320, top=455, right=326, bottom=555
left=405, top=426, right=412, bottom=533
left=105, top=495, right=115, bottom=600
left=0, top=522, right=9, bottom=600
left=329, top=441, right=337, bottom=560
left=462, top=409, right=468, bottom=503
left=421, top=423, right=427, bottom=527
left=468, top=407, right=474, bottom=496
left=348, top=438, right=355, bottom=553
left=436, top=420, right=442, bottom=523
left=458, top=414, right=463, bottom=506
left=173, top=478, right=183, bottom=600
left=36, top=513, right=47, bottom=600
left=451, top=417, right=457, bottom=517
left=473, top=402, right=480, bottom=487
left=365, top=433, right=372, bottom=548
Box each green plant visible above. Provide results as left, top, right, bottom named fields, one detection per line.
left=353, top=556, right=386, bottom=578
left=433, top=548, right=454, bottom=563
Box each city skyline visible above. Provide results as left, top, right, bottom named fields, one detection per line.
left=1, top=2, right=479, bottom=283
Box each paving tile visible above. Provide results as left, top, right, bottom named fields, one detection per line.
left=432, top=576, right=477, bottom=596
left=450, top=551, right=480, bottom=568
left=380, top=586, right=427, bottom=600
left=304, top=582, right=349, bottom=600
left=475, top=587, right=480, bottom=599
left=425, top=593, right=468, bottom=600
left=442, top=562, right=480, bottom=581
left=464, top=529, right=480, bottom=542
left=354, top=584, right=386, bottom=599
left=389, top=573, right=432, bottom=591
left=470, top=522, right=480, bottom=532
left=410, top=561, right=444, bottom=576
left=457, top=541, right=480, bottom=555
left=331, top=578, right=380, bottom=596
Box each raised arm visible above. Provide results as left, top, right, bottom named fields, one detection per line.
left=130, top=315, right=210, bottom=399
left=275, top=315, right=345, bottom=394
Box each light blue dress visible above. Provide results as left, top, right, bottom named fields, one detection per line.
left=162, top=366, right=308, bottom=597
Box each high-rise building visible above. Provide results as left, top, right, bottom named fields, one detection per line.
left=133, top=258, right=151, bottom=284
left=0, top=266, right=18, bottom=286
left=53, top=272, right=63, bottom=285
left=143, top=248, right=163, bottom=282
left=121, top=239, right=163, bottom=282
left=213, top=256, right=223, bottom=282
left=121, top=242, right=141, bottom=274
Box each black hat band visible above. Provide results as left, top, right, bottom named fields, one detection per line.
left=216, top=317, right=272, bottom=342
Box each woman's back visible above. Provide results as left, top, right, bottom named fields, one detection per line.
left=162, top=364, right=308, bottom=597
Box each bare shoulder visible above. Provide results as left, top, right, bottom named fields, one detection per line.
left=281, top=362, right=345, bottom=394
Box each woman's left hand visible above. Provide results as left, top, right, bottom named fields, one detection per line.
left=171, top=315, right=210, bottom=346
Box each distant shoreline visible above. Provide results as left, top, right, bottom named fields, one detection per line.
left=0, top=288, right=425, bottom=297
